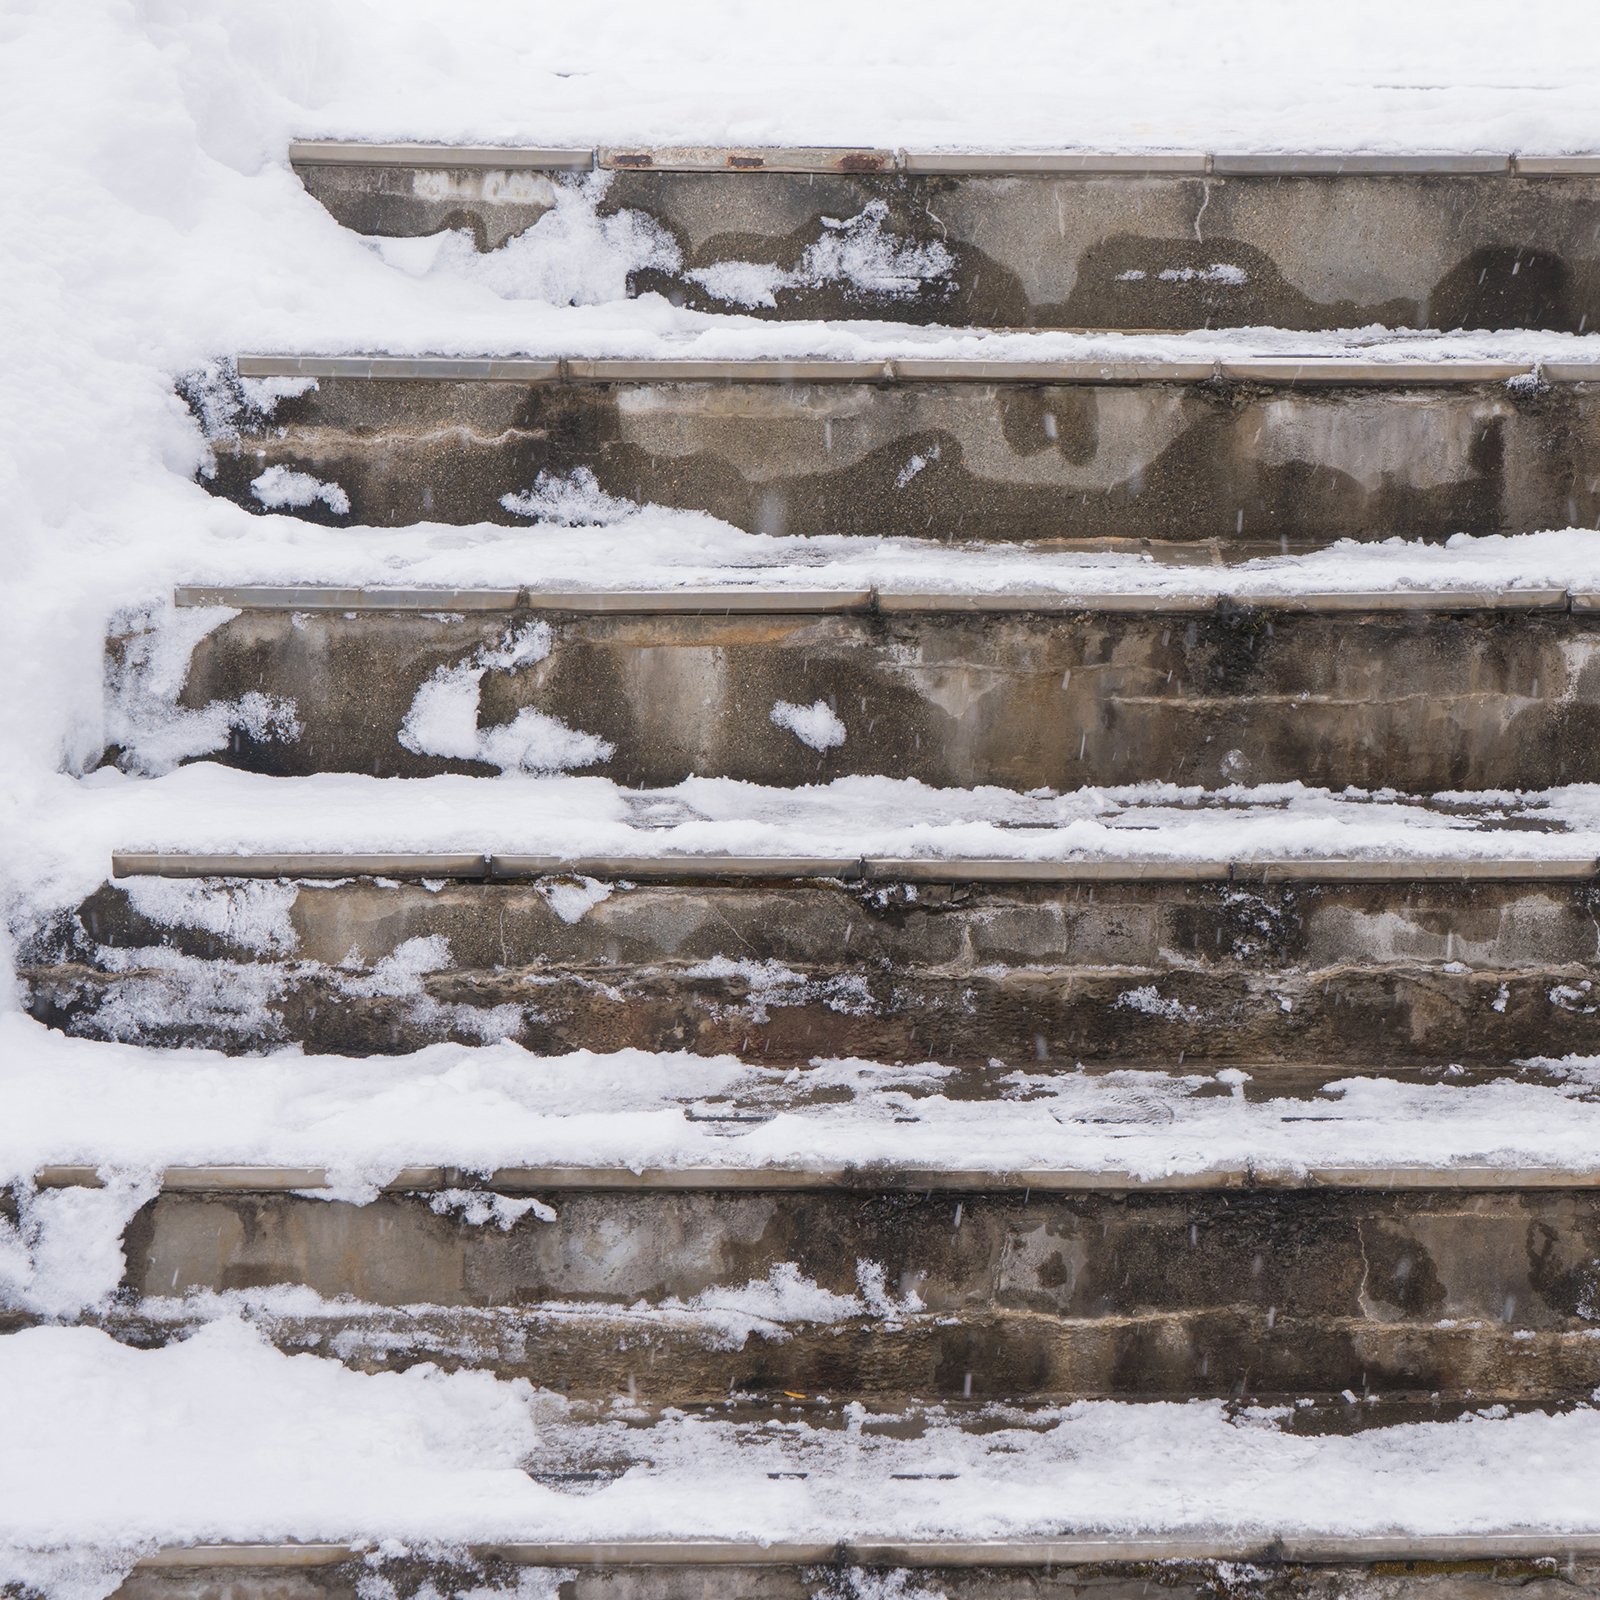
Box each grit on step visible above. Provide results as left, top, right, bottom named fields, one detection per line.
left=291, top=144, right=1600, bottom=333
left=30, top=857, right=1600, bottom=1061
left=201, top=358, right=1600, bottom=546
left=70, top=1178, right=1600, bottom=1404
left=147, top=597, right=1600, bottom=791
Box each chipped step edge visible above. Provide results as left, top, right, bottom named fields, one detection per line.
left=232, top=354, right=1594, bottom=385
left=285, top=140, right=1600, bottom=176
left=108, top=853, right=1600, bottom=884
left=110, top=1534, right=1600, bottom=1569
left=172, top=585, right=1578, bottom=615
left=34, top=1165, right=1600, bottom=1195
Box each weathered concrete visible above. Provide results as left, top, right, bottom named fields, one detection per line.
left=195, top=372, right=1600, bottom=546
left=151, top=605, right=1600, bottom=791
left=25, top=876, right=1600, bottom=1064
left=103, top=1551, right=1600, bottom=1600
left=294, top=161, right=1600, bottom=332
left=104, top=1188, right=1600, bottom=1403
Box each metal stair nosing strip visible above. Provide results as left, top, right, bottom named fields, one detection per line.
left=232, top=353, right=1599, bottom=385
left=172, top=584, right=1583, bottom=615
left=130, top=1531, right=1600, bottom=1569
left=33, top=1160, right=1600, bottom=1196
left=285, top=140, right=1600, bottom=177
left=108, top=852, right=1600, bottom=885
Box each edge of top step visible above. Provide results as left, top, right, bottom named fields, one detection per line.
left=286, top=140, right=1600, bottom=176
left=232, top=353, right=1600, bottom=384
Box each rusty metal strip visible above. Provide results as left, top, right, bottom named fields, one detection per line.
left=899, top=151, right=1209, bottom=174
left=599, top=145, right=896, bottom=172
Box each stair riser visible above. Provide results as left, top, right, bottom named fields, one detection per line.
left=299, top=163, right=1600, bottom=332
left=117, top=1189, right=1600, bottom=1402
left=35, top=878, right=1600, bottom=1063
left=165, top=608, right=1600, bottom=791
left=96, top=1307, right=1600, bottom=1406
left=200, top=377, right=1595, bottom=545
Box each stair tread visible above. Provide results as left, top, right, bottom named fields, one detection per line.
left=10, top=1013, right=1600, bottom=1188
left=63, top=769, right=1600, bottom=869
left=7, top=1323, right=1600, bottom=1558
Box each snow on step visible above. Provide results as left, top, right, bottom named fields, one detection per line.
left=197, top=347, right=1600, bottom=547
left=9, top=1321, right=1600, bottom=1595
left=288, top=143, right=1600, bottom=333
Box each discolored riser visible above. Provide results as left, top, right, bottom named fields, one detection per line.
left=163, top=607, right=1600, bottom=791
left=120, top=1189, right=1600, bottom=1402
left=28, top=960, right=1600, bottom=1066
left=299, top=163, right=1600, bottom=333
left=200, top=377, right=1600, bottom=545
left=96, top=1305, right=1600, bottom=1407
left=109, top=1557, right=1600, bottom=1600
left=35, top=876, right=1600, bottom=1064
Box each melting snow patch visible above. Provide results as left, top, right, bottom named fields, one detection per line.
left=427, top=1190, right=557, bottom=1229
left=1114, top=985, right=1201, bottom=1022
left=501, top=466, right=638, bottom=526
left=896, top=444, right=941, bottom=488
left=120, top=876, right=299, bottom=956
left=249, top=464, right=350, bottom=516
left=536, top=875, right=613, bottom=924
left=770, top=698, right=847, bottom=751
left=105, top=602, right=301, bottom=777
left=367, top=172, right=680, bottom=304
left=686, top=201, right=954, bottom=308
left=399, top=622, right=614, bottom=775
left=0, top=1176, right=159, bottom=1318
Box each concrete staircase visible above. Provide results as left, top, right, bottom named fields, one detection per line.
left=21, top=146, right=1600, bottom=1593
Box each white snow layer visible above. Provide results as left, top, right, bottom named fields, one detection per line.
left=7, top=1320, right=1600, bottom=1574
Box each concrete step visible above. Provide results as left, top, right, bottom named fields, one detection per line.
left=103, top=1542, right=1600, bottom=1600
left=139, top=589, right=1600, bottom=790
left=48, top=1170, right=1600, bottom=1405
left=199, top=355, right=1600, bottom=547
left=291, top=142, right=1600, bottom=333
left=27, top=852, right=1600, bottom=1064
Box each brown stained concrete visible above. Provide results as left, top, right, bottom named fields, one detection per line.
left=27, top=877, right=1600, bottom=1063
left=108, top=1559, right=1600, bottom=1600
left=115, top=1189, right=1600, bottom=1403
left=165, top=606, right=1600, bottom=791
left=297, top=164, right=1600, bottom=333
left=197, top=375, right=1600, bottom=544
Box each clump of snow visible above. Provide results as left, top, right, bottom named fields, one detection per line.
left=427, top=1190, right=557, bottom=1229
left=120, top=876, right=299, bottom=955
left=896, top=444, right=940, bottom=488
left=686, top=202, right=954, bottom=309
left=1114, top=985, right=1201, bottom=1023
left=501, top=467, right=638, bottom=526
left=399, top=623, right=613, bottom=775
left=104, top=604, right=301, bottom=778
left=367, top=172, right=680, bottom=305
left=770, top=699, right=847, bottom=752
left=249, top=464, right=351, bottom=516
left=535, top=875, right=613, bottom=924
left=0, top=1176, right=157, bottom=1318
